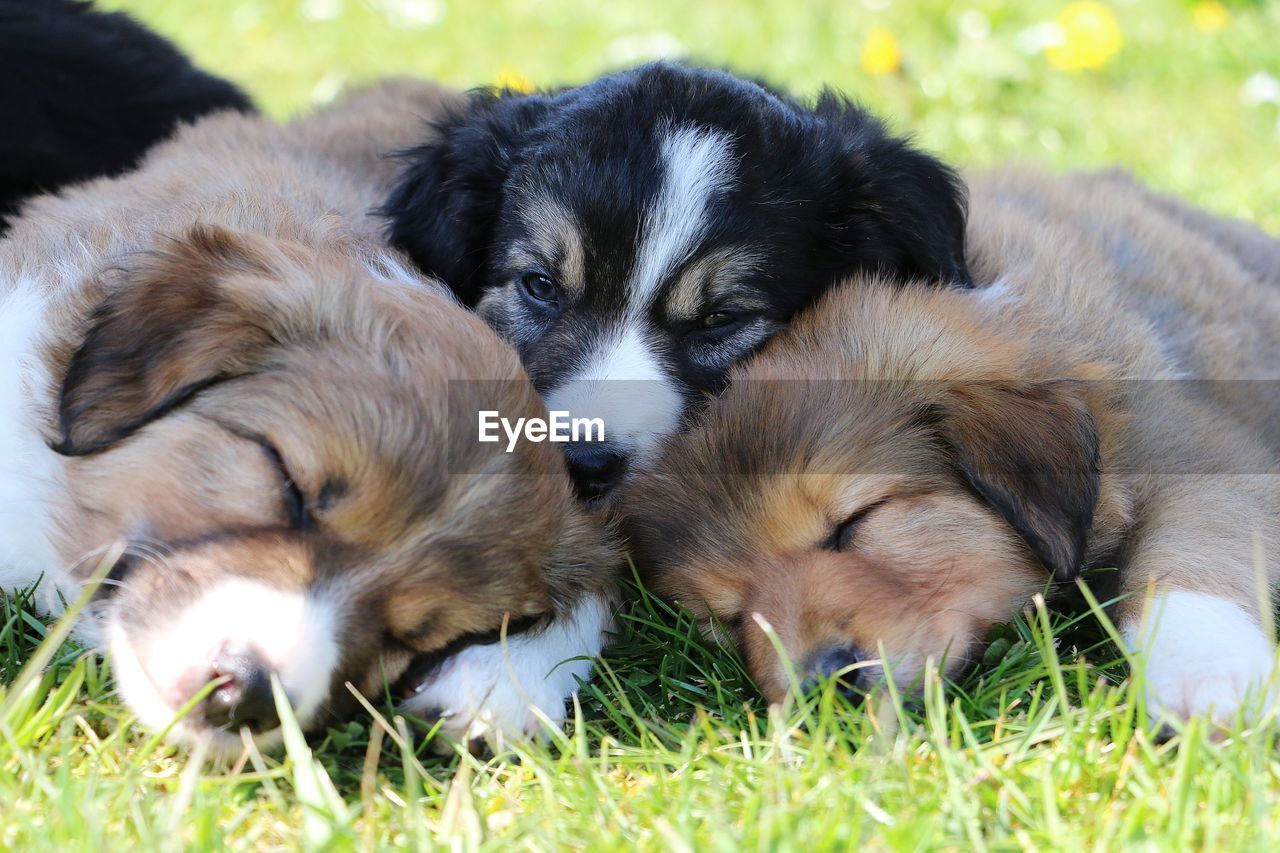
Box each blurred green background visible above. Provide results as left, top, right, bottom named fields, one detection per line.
left=104, top=0, right=1279, bottom=231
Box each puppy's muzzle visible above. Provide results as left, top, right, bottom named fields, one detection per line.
left=563, top=441, right=628, bottom=502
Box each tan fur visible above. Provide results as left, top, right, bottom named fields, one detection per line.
left=664, top=246, right=767, bottom=322
left=512, top=194, right=588, bottom=299
left=4, top=81, right=619, bottom=733
left=624, top=168, right=1279, bottom=704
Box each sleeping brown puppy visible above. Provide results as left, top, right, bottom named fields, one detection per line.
left=0, top=80, right=621, bottom=754
left=624, top=169, right=1280, bottom=725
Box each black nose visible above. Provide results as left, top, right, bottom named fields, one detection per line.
left=803, top=644, right=868, bottom=702
left=563, top=442, right=627, bottom=501
left=202, top=647, right=280, bottom=732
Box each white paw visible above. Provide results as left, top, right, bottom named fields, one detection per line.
left=398, top=592, right=613, bottom=750
left=1125, top=590, right=1279, bottom=726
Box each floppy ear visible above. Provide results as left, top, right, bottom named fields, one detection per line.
left=56, top=225, right=279, bottom=456
left=814, top=92, right=971, bottom=287
left=381, top=91, right=553, bottom=306
left=936, top=380, right=1099, bottom=579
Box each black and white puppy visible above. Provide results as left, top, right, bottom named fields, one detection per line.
left=382, top=62, right=970, bottom=500
left=0, top=0, right=253, bottom=231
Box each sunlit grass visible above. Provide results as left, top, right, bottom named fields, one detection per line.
left=4, top=570, right=1280, bottom=848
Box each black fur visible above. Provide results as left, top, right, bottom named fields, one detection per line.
left=0, top=0, right=253, bottom=232
left=384, top=63, right=969, bottom=308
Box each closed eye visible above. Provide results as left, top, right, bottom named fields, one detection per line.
left=206, top=418, right=315, bottom=530
left=702, top=612, right=744, bottom=648
left=716, top=612, right=744, bottom=636
left=822, top=501, right=886, bottom=552
left=259, top=441, right=311, bottom=530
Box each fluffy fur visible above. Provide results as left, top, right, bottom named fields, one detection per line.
left=381, top=62, right=971, bottom=500
left=624, top=169, right=1280, bottom=725
left=0, top=0, right=253, bottom=231
left=0, top=81, right=621, bottom=755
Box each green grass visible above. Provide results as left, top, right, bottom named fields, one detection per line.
left=6, top=0, right=1280, bottom=848
left=5, top=573, right=1280, bottom=848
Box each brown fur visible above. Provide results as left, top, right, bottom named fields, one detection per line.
left=623, top=168, right=1279, bottom=704
left=5, top=81, right=619, bottom=734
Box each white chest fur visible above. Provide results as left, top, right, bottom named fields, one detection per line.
left=0, top=284, right=72, bottom=614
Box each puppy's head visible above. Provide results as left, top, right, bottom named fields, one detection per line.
left=53, top=226, right=618, bottom=752
left=382, top=62, right=969, bottom=500
left=623, top=282, right=1100, bottom=702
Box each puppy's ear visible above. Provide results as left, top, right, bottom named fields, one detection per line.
left=937, top=380, right=1099, bottom=579
left=56, top=226, right=278, bottom=455
left=814, top=92, right=971, bottom=287
left=381, top=91, right=553, bottom=306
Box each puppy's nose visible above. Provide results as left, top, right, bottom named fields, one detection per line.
left=803, top=644, right=868, bottom=702
left=203, top=646, right=279, bottom=732
left=563, top=442, right=628, bottom=501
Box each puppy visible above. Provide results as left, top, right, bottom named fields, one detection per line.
left=0, top=81, right=621, bottom=754
left=624, top=169, right=1280, bottom=725
left=381, top=62, right=971, bottom=500
left=0, top=0, right=253, bottom=231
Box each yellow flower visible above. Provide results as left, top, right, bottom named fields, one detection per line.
left=494, top=67, right=535, bottom=94
left=1045, top=2, right=1124, bottom=72
left=860, top=27, right=903, bottom=76
left=1191, top=0, right=1230, bottom=32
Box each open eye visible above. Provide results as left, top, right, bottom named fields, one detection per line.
left=691, top=309, right=748, bottom=337
left=822, top=501, right=885, bottom=553
left=519, top=271, right=560, bottom=307
left=699, top=311, right=735, bottom=329
left=260, top=441, right=311, bottom=530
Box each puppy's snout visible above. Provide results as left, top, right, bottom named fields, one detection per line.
left=202, top=646, right=279, bottom=733
left=563, top=442, right=628, bottom=501
left=803, top=644, right=869, bottom=702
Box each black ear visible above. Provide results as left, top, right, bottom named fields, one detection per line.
left=56, top=226, right=277, bottom=456
left=937, top=380, right=1100, bottom=579
left=380, top=90, right=553, bottom=307
left=814, top=92, right=971, bottom=287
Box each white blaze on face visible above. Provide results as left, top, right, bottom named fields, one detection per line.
left=544, top=325, right=684, bottom=466
left=544, top=125, right=736, bottom=466
left=631, top=126, right=737, bottom=304
left=108, top=577, right=340, bottom=753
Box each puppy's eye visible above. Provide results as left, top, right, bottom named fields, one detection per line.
left=519, top=272, right=560, bottom=307
left=822, top=501, right=885, bottom=553
left=261, top=442, right=310, bottom=529
left=705, top=613, right=743, bottom=647
left=699, top=311, right=736, bottom=329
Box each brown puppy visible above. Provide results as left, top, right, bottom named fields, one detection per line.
left=624, top=169, right=1280, bottom=724
left=0, top=81, right=621, bottom=754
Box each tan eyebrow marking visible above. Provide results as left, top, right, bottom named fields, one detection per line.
left=665, top=245, right=766, bottom=321
left=511, top=193, right=587, bottom=298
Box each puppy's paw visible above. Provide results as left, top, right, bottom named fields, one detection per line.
left=398, top=593, right=613, bottom=752
left=1125, top=590, right=1278, bottom=727
left=399, top=638, right=592, bottom=752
